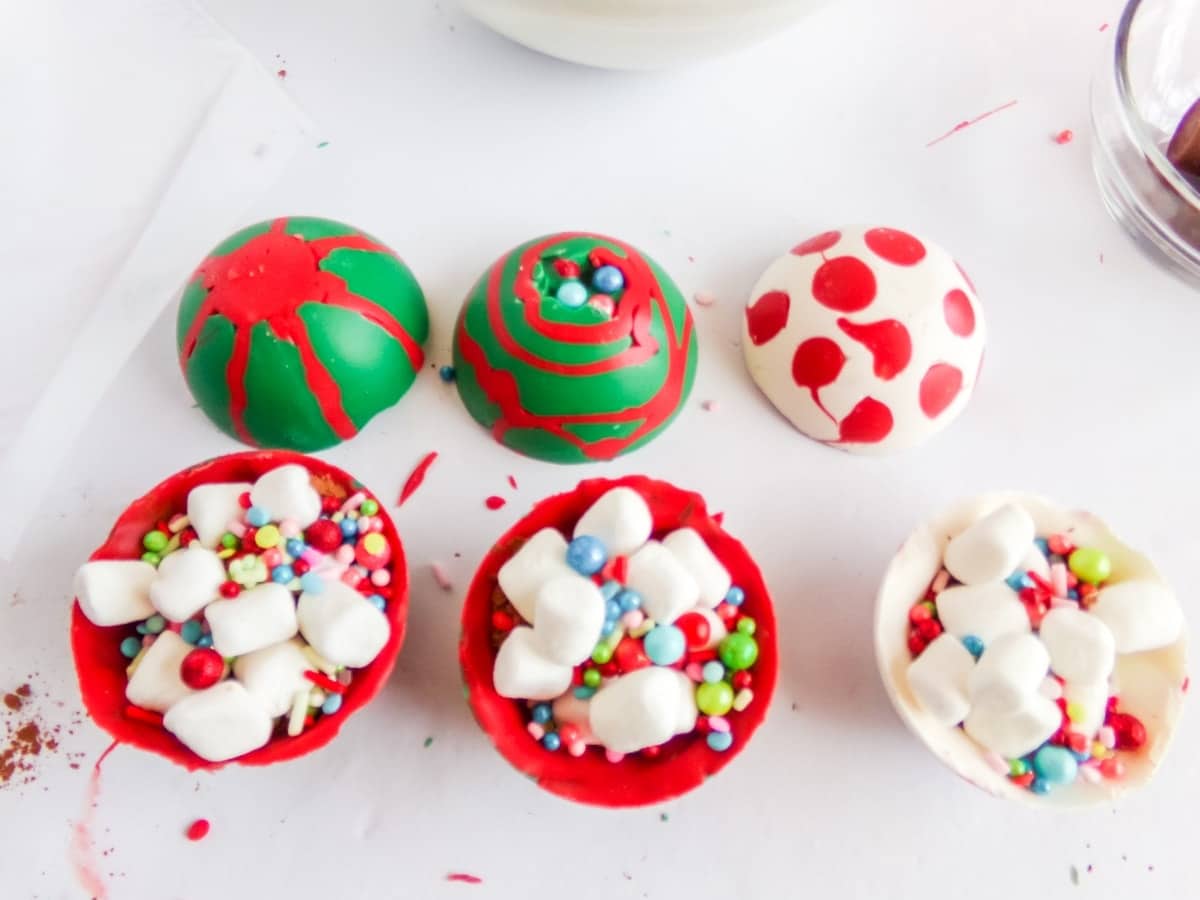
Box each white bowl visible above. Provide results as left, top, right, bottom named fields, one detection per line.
left=460, top=0, right=827, bottom=70
left=875, top=492, right=1188, bottom=807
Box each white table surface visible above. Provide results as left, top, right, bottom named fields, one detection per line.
left=4, top=0, right=1199, bottom=897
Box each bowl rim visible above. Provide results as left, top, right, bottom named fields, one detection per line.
left=458, top=474, right=778, bottom=807
left=70, top=450, right=409, bottom=771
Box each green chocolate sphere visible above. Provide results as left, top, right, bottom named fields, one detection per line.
left=452, top=232, right=698, bottom=463
left=176, top=217, right=429, bottom=451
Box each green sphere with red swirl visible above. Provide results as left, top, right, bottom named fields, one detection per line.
left=452, top=232, right=698, bottom=463
left=176, top=217, right=429, bottom=451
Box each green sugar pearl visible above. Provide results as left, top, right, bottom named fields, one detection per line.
left=360, top=498, right=379, bottom=517
left=718, top=633, right=759, bottom=672
left=220, top=533, right=239, bottom=549
left=696, top=681, right=734, bottom=716
left=736, top=617, right=757, bottom=636
left=582, top=668, right=601, bottom=688
left=1068, top=547, right=1112, bottom=585
left=142, top=530, right=168, bottom=552
left=141, top=551, right=161, bottom=565
left=591, top=643, right=614, bottom=665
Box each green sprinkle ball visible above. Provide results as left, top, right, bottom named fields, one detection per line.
left=718, top=633, right=759, bottom=671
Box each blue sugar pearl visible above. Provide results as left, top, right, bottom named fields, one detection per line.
left=591, top=265, right=624, bottom=294
left=961, top=635, right=985, bottom=659
left=438, top=365, right=456, bottom=383
left=1068, top=588, right=1080, bottom=601
left=1071, top=749, right=1091, bottom=763
left=542, top=732, right=562, bottom=752
left=573, top=685, right=596, bottom=700
left=272, top=565, right=295, bottom=584
left=180, top=621, right=204, bottom=645
left=340, top=518, right=358, bottom=539
left=196, top=634, right=214, bottom=649
left=246, top=505, right=271, bottom=527
left=643, top=624, right=686, bottom=666
left=1034, top=537, right=1050, bottom=557
left=1033, top=745, right=1078, bottom=785
left=285, top=538, right=306, bottom=558
left=617, top=589, right=642, bottom=613
left=367, top=594, right=387, bottom=611
left=321, top=694, right=344, bottom=715
left=119, top=636, right=142, bottom=659
left=556, top=280, right=589, bottom=308
left=706, top=731, right=734, bottom=752
left=300, top=573, right=325, bottom=595
left=532, top=703, right=552, bottom=725
left=1005, top=571, right=1027, bottom=591
left=1030, top=777, right=1050, bottom=795
left=135, top=623, right=149, bottom=635
left=566, top=535, right=607, bottom=576
left=702, top=661, right=725, bottom=684
left=600, top=620, right=616, bottom=638
left=600, top=580, right=621, bottom=601
left=605, top=599, right=622, bottom=621
left=724, top=586, right=746, bottom=607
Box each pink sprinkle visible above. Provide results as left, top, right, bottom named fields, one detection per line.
left=340, top=491, right=366, bottom=514
left=301, top=548, right=324, bottom=566
left=1053, top=129, right=1074, bottom=145
left=227, top=520, right=247, bottom=538
left=685, top=663, right=705, bottom=682
left=931, top=569, right=951, bottom=594
left=701, top=400, right=718, bottom=412
left=527, top=722, right=545, bottom=740
left=1098, top=725, right=1116, bottom=749
left=1079, top=764, right=1102, bottom=784
left=693, top=290, right=717, bottom=307
left=142, top=635, right=154, bottom=648
left=431, top=561, right=453, bottom=591
left=485, top=496, right=507, bottom=510
left=276, top=68, right=287, bottom=79
left=1099, top=22, right=1109, bottom=31
left=335, top=545, right=355, bottom=565
left=167, top=621, right=183, bottom=634
left=507, top=475, right=518, bottom=490
left=446, top=873, right=483, bottom=885
left=983, top=751, right=1008, bottom=774
left=1049, top=596, right=1075, bottom=609
left=278, top=519, right=300, bottom=538
left=621, top=609, right=644, bottom=630
left=708, top=716, right=731, bottom=734
left=568, top=741, right=586, bottom=757
left=1050, top=562, right=1069, bottom=597
left=605, top=749, right=625, bottom=763
left=370, top=569, right=391, bottom=587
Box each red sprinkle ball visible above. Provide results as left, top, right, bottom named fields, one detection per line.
left=180, top=649, right=225, bottom=690
left=186, top=819, right=210, bottom=842
left=485, top=496, right=507, bottom=510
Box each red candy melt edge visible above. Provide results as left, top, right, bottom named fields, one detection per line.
left=70, top=450, right=410, bottom=772
left=458, top=475, right=779, bottom=808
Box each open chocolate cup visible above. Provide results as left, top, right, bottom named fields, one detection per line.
left=70, top=450, right=409, bottom=770
left=874, top=492, right=1188, bottom=806
left=459, top=475, right=778, bottom=806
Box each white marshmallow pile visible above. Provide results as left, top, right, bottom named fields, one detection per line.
left=75, top=464, right=395, bottom=763
left=492, top=487, right=738, bottom=756
left=906, top=501, right=1184, bottom=780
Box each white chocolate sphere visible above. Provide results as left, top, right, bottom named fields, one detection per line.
left=742, top=226, right=986, bottom=454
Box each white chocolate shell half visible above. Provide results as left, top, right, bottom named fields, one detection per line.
left=874, top=492, right=1188, bottom=807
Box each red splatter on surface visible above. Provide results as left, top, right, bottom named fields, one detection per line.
left=863, top=228, right=927, bottom=266
left=1053, top=129, right=1074, bottom=145
left=836, top=317, right=912, bottom=379
left=507, top=475, right=518, bottom=490
left=836, top=397, right=893, bottom=444
left=1099, top=22, right=1109, bottom=31
left=745, top=290, right=790, bottom=345
left=70, top=740, right=119, bottom=900
left=186, top=819, right=211, bottom=841
left=790, top=230, right=842, bottom=256
left=397, top=451, right=439, bottom=506
left=446, top=873, right=484, bottom=884
left=276, top=68, right=287, bottom=79
left=926, top=100, right=1019, bottom=147
left=485, top=496, right=507, bottom=510
left=943, top=289, right=976, bottom=337
left=812, top=257, right=876, bottom=312
left=791, top=337, right=846, bottom=424
left=919, top=364, right=964, bottom=417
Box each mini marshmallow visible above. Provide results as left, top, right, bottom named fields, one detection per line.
left=1090, top=580, right=1184, bottom=654
left=163, top=680, right=274, bottom=762
left=493, top=626, right=573, bottom=700
left=187, top=482, right=252, bottom=547
left=1063, top=679, right=1109, bottom=738
left=232, top=639, right=313, bottom=718
left=250, top=465, right=321, bottom=529
left=907, top=633, right=975, bottom=726
left=625, top=541, right=700, bottom=625
left=967, top=633, right=1049, bottom=713
left=530, top=575, right=606, bottom=666
left=125, top=631, right=198, bottom=712
left=296, top=580, right=390, bottom=668
left=662, top=528, right=731, bottom=609
left=205, top=582, right=298, bottom=658
left=149, top=545, right=226, bottom=623
left=74, top=560, right=156, bottom=626
left=964, top=693, right=1061, bottom=759
left=935, top=581, right=1031, bottom=643
left=588, top=667, right=697, bottom=754
left=944, top=503, right=1036, bottom=585
left=573, top=487, right=653, bottom=558
left=1038, top=607, right=1116, bottom=684
left=497, top=528, right=577, bottom=624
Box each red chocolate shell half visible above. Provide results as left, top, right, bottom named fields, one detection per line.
left=70, top=450, right=409, bottom=771
left=459, top=475, right=778, bottom=806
